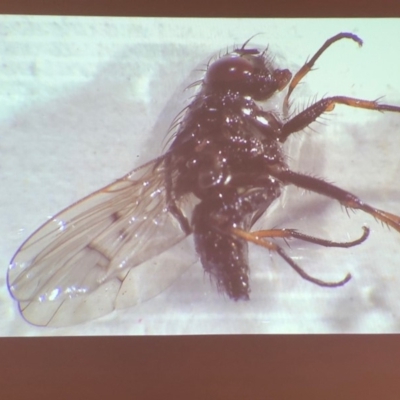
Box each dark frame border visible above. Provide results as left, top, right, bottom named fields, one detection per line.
left=2, top=1, right=400, bottom=399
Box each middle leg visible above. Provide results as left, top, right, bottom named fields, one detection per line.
left=280, top=96, right=400, bottom=142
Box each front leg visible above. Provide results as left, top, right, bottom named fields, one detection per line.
left=269, top=167, right=400, bottom=233
left=284, top=32, right=363, bottom=107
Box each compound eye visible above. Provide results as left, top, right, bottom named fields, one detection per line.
left=205, top=56, right=254, bottom=86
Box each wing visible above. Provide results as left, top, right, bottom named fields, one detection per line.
left=8, top=156, right=195, bottom=327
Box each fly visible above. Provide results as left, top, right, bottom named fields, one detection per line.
left=8, top=32, right=400, bottom=326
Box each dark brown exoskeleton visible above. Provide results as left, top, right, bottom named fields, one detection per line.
left=165, top=32, right=400, bottom=300
left=8, top=33, right=400, bottom=327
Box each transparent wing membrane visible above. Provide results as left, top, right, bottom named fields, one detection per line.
left=8, top=158, right=193, bottom=326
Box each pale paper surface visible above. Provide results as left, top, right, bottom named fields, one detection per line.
left=1, top=17, right=400, bottom=335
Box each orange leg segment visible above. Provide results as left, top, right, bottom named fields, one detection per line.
left=230, top=226, right=368, bottom=287
left=281, top=96, right=400, bottom=141
left=284, top=32, right=363, bottom=108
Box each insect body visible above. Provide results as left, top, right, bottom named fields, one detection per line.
left=8, top=33, right=400, bottom=326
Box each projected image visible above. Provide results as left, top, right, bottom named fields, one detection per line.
left=1, top=18, right=400, bottom=335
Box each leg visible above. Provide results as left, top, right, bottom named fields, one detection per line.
left=167, top=201, right=191, bottom=234
left=163, top=156, right=192, bottom=235
left=268, top=168, right=400, bottom=233
left=232, top=227, right=355, bottom=287
left=280, top=96, right=400, bottom=142
left=284, top=33, right=363, bottom=108
left=249, top=225, right=369, bottom=248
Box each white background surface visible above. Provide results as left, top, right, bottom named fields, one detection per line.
left=1, top=17, right=400, bottom=335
